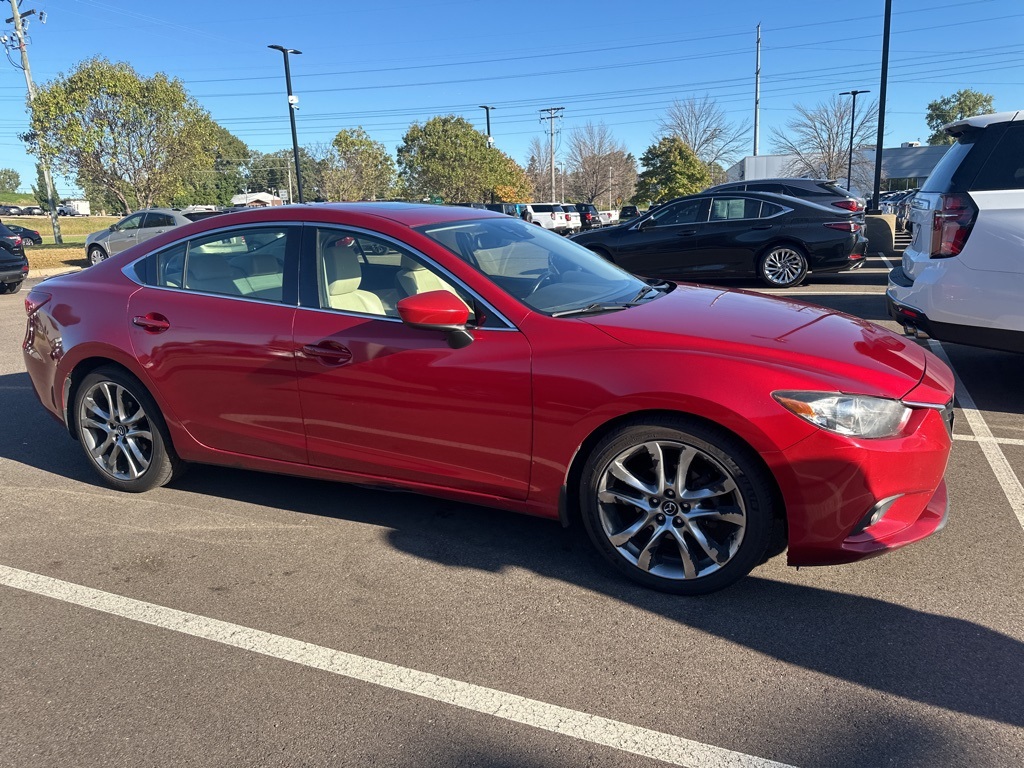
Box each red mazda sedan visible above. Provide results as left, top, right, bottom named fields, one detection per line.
left=22, top=204, right=953, bottom=594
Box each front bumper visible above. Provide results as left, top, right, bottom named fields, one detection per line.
left=766, top=400, right=952, bottom=566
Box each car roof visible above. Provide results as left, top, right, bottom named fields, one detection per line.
left=943, top=110, right=1023, bottom=136
left=654, top=190, right=846, bottom=216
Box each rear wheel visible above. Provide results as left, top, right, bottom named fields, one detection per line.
left=3, top=281, right=24, bottom=295
left=74, top=367, right=181, bottom=492
left=579, top=417, right=775, bottom=595
left=758, top=245, right=808, bottom=288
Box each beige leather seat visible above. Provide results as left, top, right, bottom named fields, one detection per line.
left=395, top=254, right=461, bottom=299
left=185, top=254, right=243, bottom=295
left=323, top=244, right=385, bottom=315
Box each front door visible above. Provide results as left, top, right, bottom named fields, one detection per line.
left=292, top=227, right=533, bottom=499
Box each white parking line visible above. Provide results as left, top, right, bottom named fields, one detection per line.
left=928, top=340, right=1024, bottom=532
left=879, top=254, right=896, bottom=271
left=0, top=564, right=795, bottom=768
left=953, top=434, right=1024, bottom=447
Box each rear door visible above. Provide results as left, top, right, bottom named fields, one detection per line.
left=127, top=223, right=305, bottom=463
left=137, top=211, right=177, bottom=247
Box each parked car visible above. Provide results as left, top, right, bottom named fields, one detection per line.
left=5, top=224, right=43, bottom=246
left=561, top=204, right=581, bottom=234
left=0, top=223, right=28, bottom=294
left=888, top=110, right=1024, bottom=354
left=618, top=205, right=642, bottom=222
left=895, top=191, right=917, bottom=233
left=572, top=190, right=867, bottom=288
left=573, top=203, right=603, bottom=230
left=22, top=203, right=953, bottom=594
left=85, top=208, right=226, bottom=264
left=0, top=204, right=23, bottom=216
left=529, top=203, right=571, bottom=234
left=484, top=203, right=519, bottom=217
left=706, top=178, right=865, bottom=216
left=21, top=205, right=44, bottom=216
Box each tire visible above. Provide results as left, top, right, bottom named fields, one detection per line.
left=758, top=244, right=808, bottom=288
left=74, top=366, right=181, bottom=492
left=88, top=246, right=108, bottom=265
left=4, top=281, right=23, bottom=295
left=579, top=416, right=775, bottom=595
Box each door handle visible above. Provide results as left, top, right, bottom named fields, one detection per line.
left=751, top=224, right=773, bottom=230
left=132, top=313, right=170, bottom=333
left=675, top=230, right=697, bottom=237
left=302, top=341, right=353, bottom=365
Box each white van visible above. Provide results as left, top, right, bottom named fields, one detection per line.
left=887, top=111, right=1024, bottom=354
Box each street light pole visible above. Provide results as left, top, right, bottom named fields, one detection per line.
left=840, top=89, right=869, bottom=192
left=479, top=105, right=496, bottom=148
left=268, top=44, right=304, bottom=204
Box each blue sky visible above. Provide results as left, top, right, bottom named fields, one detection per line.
left=1, top=0, right=1022, bottom=198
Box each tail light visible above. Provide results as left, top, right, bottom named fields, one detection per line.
left=25, top=290, right=51, bottom=316
left=565, top=213, right=571, bottom=221
left=831, top=200, right=861, bottom=212
left=584, top=212, right=593, bottom=221
left=824, top=222, right=862, bottom=232
left=930, top=193, right=977, bottom=258
left=13, top=236, right=23, bottom=247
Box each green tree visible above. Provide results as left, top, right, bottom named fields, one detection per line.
left=926, top=89, right=995, bottom=145
left=398, top=115, right=504, bottom=202
left=632, top=137, right=710, bottom=205
left=174, top=123, right=250, bottom=207
left=0, top=168, right=20, bottom=194
left=319, top=127, right=396, bottom=201
left=25, top=57, right=219, bottom=212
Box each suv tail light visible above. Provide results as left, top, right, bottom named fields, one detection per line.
left=584, top=212, right=592, bottom=221
left=831, top=200, right=862, bottom=212
left=930, top=193, right=977, bottom=258
left=824, top=222, right=862, bottom=232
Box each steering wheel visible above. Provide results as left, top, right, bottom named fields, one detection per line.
left=530, top=269, right=558, bottom=294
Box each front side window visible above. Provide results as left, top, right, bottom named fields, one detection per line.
left=650, top=199, right=704, bottom=226
left=314, top=229, right=478, bottom=322
left=117, top=213, right=145, bottom=232
left=419, top=217, right=655, bottom=315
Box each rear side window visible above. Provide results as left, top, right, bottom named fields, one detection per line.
left=710, top=197, right=761, bottom=220
left=969, top=123, right=1024, bottom=190
left=922, top=125, right=1008, bottom=193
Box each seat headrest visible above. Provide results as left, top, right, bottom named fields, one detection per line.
left=188, top=254, right=234, bottom=280
left=324, top=245, right=361, bottom=296
left=399, top=254, right=424, bottom=271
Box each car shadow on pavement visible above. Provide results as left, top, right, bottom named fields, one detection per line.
left=164, top=463, right=1024, bottom=735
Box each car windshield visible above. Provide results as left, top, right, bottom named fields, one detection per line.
left=417, top=217, right=661, bottom=315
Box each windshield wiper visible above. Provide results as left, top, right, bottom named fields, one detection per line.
left=551, top=303, right=633, bottom=318
left=629, top=284, right=658, bottom=303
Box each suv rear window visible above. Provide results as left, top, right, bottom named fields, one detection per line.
left=921, top=138, right=978, bottom=193
left=969, top=123, right=1024, bottom=191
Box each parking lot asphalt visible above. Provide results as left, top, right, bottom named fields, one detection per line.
left=1, top=255, right=1022, bottom=768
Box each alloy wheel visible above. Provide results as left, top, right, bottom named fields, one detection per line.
left=78, top=380, right=155, bottom=481
left=761, top=247, right=807, bottom=287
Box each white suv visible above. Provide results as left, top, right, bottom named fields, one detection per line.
left=887, top=111, right=1024, bottom=354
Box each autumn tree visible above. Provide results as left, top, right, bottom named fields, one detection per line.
left=632, top=137, right=710, bottom=205
left=925, top=89, right=995, bottom=145
left=25, top=57, right=220, bottom=211
left=770, top=95, right=878, bottom=189
left=398, top=115, right=526, bottom=203
left=658, top=95, right=749, bottom=181
left=0, top=168, right=19, bottom=194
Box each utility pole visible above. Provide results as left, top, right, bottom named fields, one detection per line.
left=753, top=23, right=761, bottom=156
left=540, top=107, right=563, bottom=201
left=870, top=0, right=892, bottom=213
left=6, top=1, right=62, bottom=243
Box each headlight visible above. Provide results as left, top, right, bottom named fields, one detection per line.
left=773, top=391, right=911, bottom=439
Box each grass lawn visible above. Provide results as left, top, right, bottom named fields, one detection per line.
left=3, top=215, right=118, bottom=269
left=25, top=243, right=89, bottom=270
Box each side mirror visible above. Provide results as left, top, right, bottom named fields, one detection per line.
left=397, top=290, right=474, bottom=349
left=109, top=224, right=117, bottom=232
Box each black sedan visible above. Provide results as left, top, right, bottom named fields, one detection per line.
left=572, top=191, right=868, bottom=288
left=5, top=224, right=43, bottom=245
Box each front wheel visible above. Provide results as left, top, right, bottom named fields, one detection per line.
left=758, top=245, right=808, bottom=288
left=579, top=417, right=775, bottom=595
left=74, top=367, right=181, bottom=492
left=88, top=246, right=108, bottom=266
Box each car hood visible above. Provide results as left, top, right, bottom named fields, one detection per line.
left=582, top=283, right=932, bottom=399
